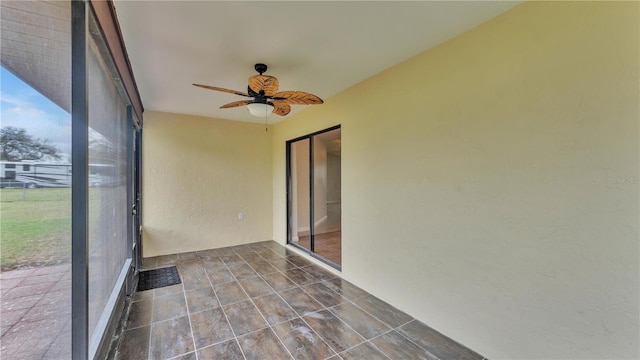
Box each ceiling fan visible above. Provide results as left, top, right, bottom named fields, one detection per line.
left=193, top=63, right=324, bottom=117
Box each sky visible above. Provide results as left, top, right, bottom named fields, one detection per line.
left=0, top=66, right=72, bottom=161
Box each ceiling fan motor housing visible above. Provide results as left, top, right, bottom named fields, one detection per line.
left=255, top=63, right=268, bottom=75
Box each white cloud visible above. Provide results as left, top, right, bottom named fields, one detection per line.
left=1, top=91, right=25, bottom=106
left=1, top=91, right=46, bottom=117
left=9, top=106, right=45, bottom=116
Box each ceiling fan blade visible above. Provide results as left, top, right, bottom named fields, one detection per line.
left=193, top=83, right=251, bottom=97
left=272, top=91, right=324, bottom=105
left=248, top=75, right=279, bottom=96
left=220, top=100, right=252, bottom=109
left=272, top=101, right=291, bottom=116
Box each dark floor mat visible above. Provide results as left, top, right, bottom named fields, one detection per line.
left=137, top=266, right=181, bottom=291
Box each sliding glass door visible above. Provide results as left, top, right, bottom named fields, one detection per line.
left=84, top=8, right=142, bottom=356
left=287, top=126, right=342, bottom=268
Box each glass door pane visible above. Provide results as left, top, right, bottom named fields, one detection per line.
left=289, top=138, right=310, bottom=250
left=312, top=129, right=341, bottom=265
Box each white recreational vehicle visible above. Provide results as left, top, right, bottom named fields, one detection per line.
left=0, top=161, right=72, bottom=188
left=0, top=161, right=119, bottom=188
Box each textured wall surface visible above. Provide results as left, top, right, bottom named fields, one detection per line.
left=142, top=111, right=273, bottom=256
left=271, top=2, right=639, bottom=358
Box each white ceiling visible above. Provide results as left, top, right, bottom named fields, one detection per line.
left=114, top=1, right=520, bottom=124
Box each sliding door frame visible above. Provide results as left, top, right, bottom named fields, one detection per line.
left=71, top=2, right=89, bottom=357
left=286, top=125, right=341, bottom=270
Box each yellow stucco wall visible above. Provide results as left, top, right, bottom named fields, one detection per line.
left=142, top=111, right=273, bottom=256
left=271, top=1, right=638, bottom=358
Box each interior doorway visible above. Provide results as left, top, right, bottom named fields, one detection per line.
left=287, top=126, right=342, bottom=269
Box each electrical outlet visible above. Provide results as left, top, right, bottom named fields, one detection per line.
left=238, top=212, right=243, bottom=220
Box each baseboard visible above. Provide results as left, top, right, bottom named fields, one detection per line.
left=296, top=215, right=328, bottom=234
left=314, top=215, right=328, bottom=228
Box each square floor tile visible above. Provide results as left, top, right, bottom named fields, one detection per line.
left=302, top=282, right=348, bottom=307
left=237, top=327, right=291, bottom=360
left=321, top=278, right=369, bottom=300
left=223, top=300, right=268, bottom=336
left=284, top=255, right=312, bottom=268
left=220, top=255, right=245, bottom=266
left=190, top=308, right=234, bottom=349
left=197, top=339, right=243, bottom=360
left=206, top=267, right=235, bottom=285
left=273, top=317, right=336, bottom=360
left=303, top=310, right=364, bottom=353
left=228, top=263, right=258, bottom=279
left=252, top=293, right=298, bottom=326
left=177, top=251, right=199, bottom=262
left=371, top=330, right=437, bottom=360
left=116, top=326, right=149, bottom=360
left=126, top=299, right=152, bottom=329
left=214, top=281, right=249, bottom=305
left=237, top=276, right=274, bottom=298
left=280, top=268, right=317, bottom=286
left=397, top=320, right=483, bottom=360
left=246, top=260, right=279, bottom=276
left=340, top=341, right=389, bottom=360
left=329, top=302, right=390, bottom=340
left=152, top=292, right=187, bottom=323
left=171, top=352, right=197, bottom=360
left=155, top=254, right=178, bottom=267
left=185, top=287, right=219, bottom=313
left=180, top=267, right=210, bottom=291
left=353, top=295, right=413, bottom=328
left=262, top=273, right=298, bottom=292
left=267, top=258, right=299, bottom=272
left=149, top=316, right=194, bottom=360
left=300, top=265, right=337, bottom=282
left=279, top=288, right=324, bottom=317
left=132, top=289, right=153, bottom=302
left=154, top=283, right=183, bottom=298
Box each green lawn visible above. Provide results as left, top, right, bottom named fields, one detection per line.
left=0, top=188, right=71, bottom=271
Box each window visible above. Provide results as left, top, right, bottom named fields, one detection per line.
left=0, top=1, right=71, bottom=358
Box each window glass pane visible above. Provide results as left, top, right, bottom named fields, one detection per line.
left=0, top=1, right=71, bottom=358
left=87, top=11, right=129, bottom=340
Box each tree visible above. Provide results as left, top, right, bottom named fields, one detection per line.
left=0, top=126, right=60, bottom=161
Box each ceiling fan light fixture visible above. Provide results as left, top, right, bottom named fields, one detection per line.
left=247, top=102, right=273, bottom=117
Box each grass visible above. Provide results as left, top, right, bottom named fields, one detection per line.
left=0, top=188, right=71, bottom=271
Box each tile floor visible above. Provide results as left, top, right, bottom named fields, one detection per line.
left=0, top=264, right=72, bottom=359
left=112, top=241, right=484, bottom=360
